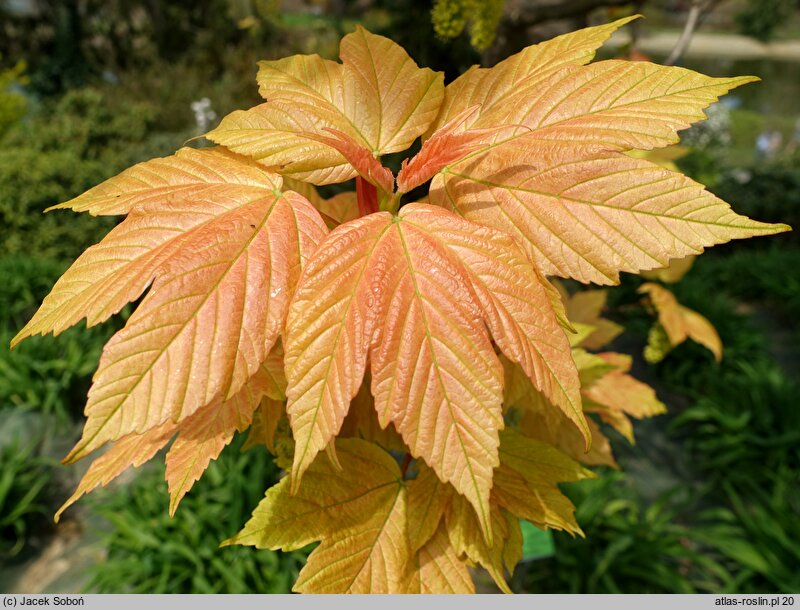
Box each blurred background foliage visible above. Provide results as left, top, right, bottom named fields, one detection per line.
left=0, top=0, right=798, bottom=595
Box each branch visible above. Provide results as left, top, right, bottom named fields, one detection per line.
left=664, top=0, right=727, bottom=66
left=504, top=0, right=637, bottom=29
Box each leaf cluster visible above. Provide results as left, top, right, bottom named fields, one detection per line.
left=14, top=18, right=789, bottom=593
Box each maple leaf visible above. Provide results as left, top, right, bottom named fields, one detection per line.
left=582, top=352, right=667, bottom=443
left=432, top=143, right=788, bottom=285
left=14, top=147, right=327, bottom=462
left=404, top=524, right=475, bottom=594
left=206, top=27, right=443, bottom=185
left=640, top=282, right=723, bottom=361
left=557, top=285, right=623, bottom=351
left=225, top=438, right=409, bottom=593
left=55, top=347, right=285, bottom=520
left=427, top=16, right=641, bottom=135
left=283, top=203, right=581, bottom=539
left=504, top=356, right=618, bottom=469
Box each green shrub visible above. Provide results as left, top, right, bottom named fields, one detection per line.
left=516, top=473, right=728, bottom=593
left=0, top=88, right=183, bottom=260
left=88, top=436, right=306, bottom=593
left=0, top=440, right=56, bottom=562
left=695, top=478, right=800, bottom=593
left=670, top=361, right=800, bottom=494
left=735, top=0, right=796, bottom=41
left=0, top=256, right=116, bottom=422
left=0, top=58, right=27, bottom=138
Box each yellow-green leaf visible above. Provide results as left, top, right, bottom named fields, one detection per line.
left=226, top=438, right=410, bottom=593
left=405, top=524, right=475, bottom=594
left=493, top=429, right=591, bottom=535
left=641, top=255, right=696, bottom=284
left=407, top=463, right=452, bottom=553
left=640, top=282, right=723, bottom=361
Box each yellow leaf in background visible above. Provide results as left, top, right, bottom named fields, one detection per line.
left=641, top=255, right=696, bottom=284
left=640, top=282, right=723, bottom=361
left=583, top=353, right=667, bottom=443
left=563, top=290, right=623, bottom=349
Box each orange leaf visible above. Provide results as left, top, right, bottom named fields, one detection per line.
left=301, top=129, right=395, bottom=194
left=406, top=204, right=587, bottom=445
left=433, top=144, right=788, bottom=284
left=563, top=289, right=623, bottom=350
left=583, top=354, right=667, bottom=443
left=640, top=282, right=723, bottom=361
left=20, top=149, right=328, bottom=462
left=286, top=207, right=504, bottom=538
left=396, top=106, right=501, bottom=193
left=208, top=27, right=443, bottom=185
left=55, top=421, right=175, bottom=522
left=165, top=351, right=285, bottom=515
left=428, top=17, right=639, bottom=135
